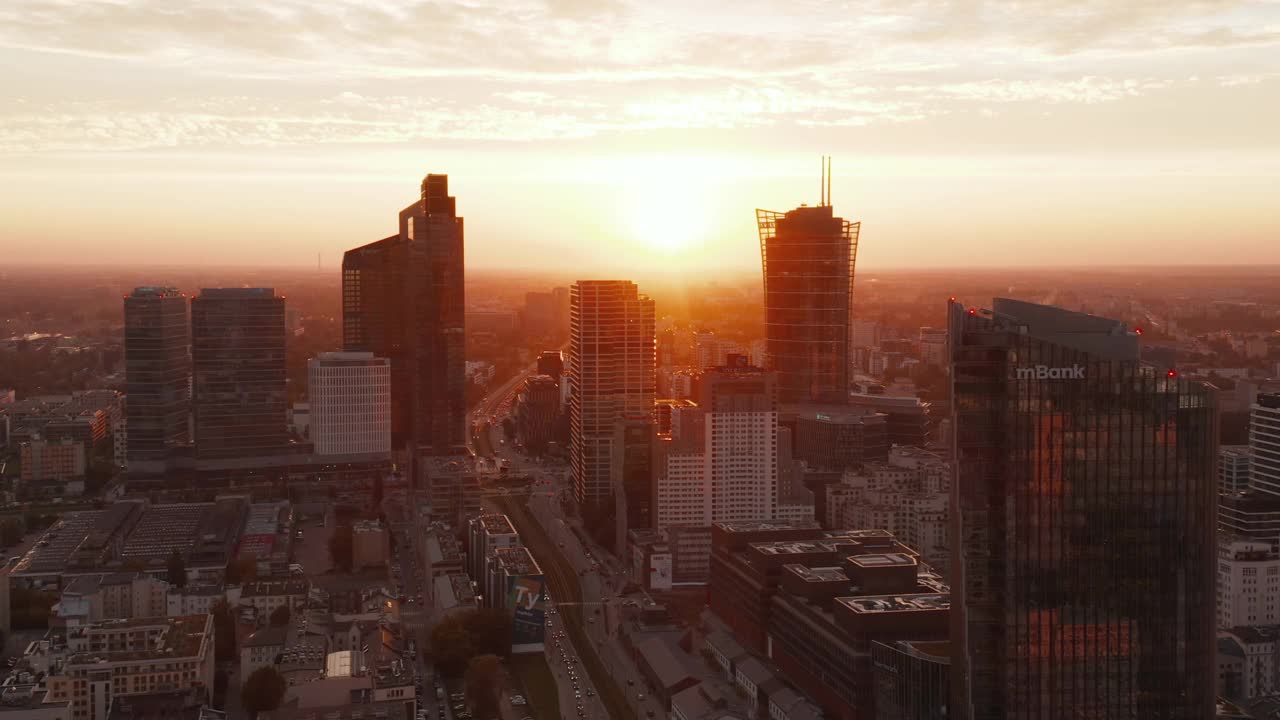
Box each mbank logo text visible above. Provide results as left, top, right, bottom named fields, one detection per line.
left=1016, top=364, right=1085, bottom=380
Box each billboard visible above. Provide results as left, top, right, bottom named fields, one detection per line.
left=507, top=574, right=547, bottom=652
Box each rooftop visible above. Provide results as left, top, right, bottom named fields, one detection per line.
left=492, top=546, right=541, bottom=576
left=847, top=553, right=916, bottom=568
left=784, top=565, right=848, bottom=583
left=838, top=593, right=950, bottom=614
left=242, top=580, right=309, bottom=598
left=476, top=514, right=516, bottom=536
left=714, top=520, right=820, bottom=533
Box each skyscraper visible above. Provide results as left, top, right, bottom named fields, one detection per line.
left=757, top=190, right=860, bottom=404
left=342, top=174, right=465, bottom=454
left=308, top=352, right=391, bottom=456
left=1250, top=393, right=1280, bottom=496
left=948, top=298, right=1217, bottom=719
left=191, top=288, right=288, bottom=459
left=123, top=286, right=191, bottom=474
left=568, top=281, right=655, bottom=514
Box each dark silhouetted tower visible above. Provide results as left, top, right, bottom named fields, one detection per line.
left=757, top=190, right=859, bottom=404
left=948, top=298, right=1217, bottom=719
left=343, top=174, right=465, bottom=454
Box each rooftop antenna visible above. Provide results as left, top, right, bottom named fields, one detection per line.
left=820, top=156, right=825, bottom=206
left=826, top=156, right=832, bottom=207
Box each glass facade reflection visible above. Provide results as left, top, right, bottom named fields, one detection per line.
left=949, top=298, right=1217, bottom=719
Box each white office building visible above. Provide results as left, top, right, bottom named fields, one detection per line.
left=307, top=352, right=391, bottom=455
left=1217, top=537, right=1280, bottom=628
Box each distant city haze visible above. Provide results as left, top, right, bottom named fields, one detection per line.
left=2, top=1, right=1278, bottom=271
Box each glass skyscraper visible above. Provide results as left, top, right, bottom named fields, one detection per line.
left=191, top=287, right=289, bottom=459
left=342, top=173, right=466, bottom=454
left=757, top=203, right=859, bottom=404
left=123, top=286, right=190, bottom=474
left=948, top=298, right=1217, bottom=719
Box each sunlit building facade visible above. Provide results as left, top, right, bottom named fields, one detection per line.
left=948, top=298, right=1217, bottom=719
left=757, top=204, right=859, bottom=404
left=568, top=280, right=655, bottom=511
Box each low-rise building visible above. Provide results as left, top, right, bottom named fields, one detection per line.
left=351, top=520, right=389, bottom=571
left=240, top=580, right=309, bottom=622
left=240, top=626, right=287, bottom=684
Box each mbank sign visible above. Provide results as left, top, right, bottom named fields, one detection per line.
left=1016, top=364, right=1085, bottom=380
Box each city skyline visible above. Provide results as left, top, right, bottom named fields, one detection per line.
left=3, top=1, right=1279, bottom=272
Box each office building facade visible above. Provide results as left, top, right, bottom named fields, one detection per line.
left=568, top=280, right=655, bottom=510
left=343, top=174, right=465, bottom=454
left=124, top=287, right=191, bottom=473
left=949, top=298, right=1218, bottom=719
left=307, top=352, right=391, bottom=456
left=757, top=203, right=860, bottom=404
left=1251, top=394, right=1280, bottom=497
left=191, top=288, right=289, bottom=459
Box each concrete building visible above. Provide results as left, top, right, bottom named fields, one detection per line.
left=55, top=572, right=169, bottom=626
left=467, top=514, right=519, bottom=584
left=1222, top=446, right=1254, bottom=496
left=307, top=352, right=391, bottom=456
left=483, top=547, right=545, bottom=654
left=240, top=626, right=287, bottom=684
left=43, top=615, right=214, bottom=720
left=1218, top=537, right=1280, bottom=628
left=20, top=437, right=86, bottom=483
left=568, top=280, right=656, bottom=512
left=240, top=580, right=309, bottom=622
left=1218, top=626, right=1280, bottom=703
left=786, top=405, right=888, bottom=471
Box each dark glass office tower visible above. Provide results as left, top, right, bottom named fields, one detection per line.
left=343, top=174, right=465, bottom=454
left=123, top=286, right=191, bottom=473
left=757, top=203, right=859, bottom=404
left=191, top=288, right=289, bottom=459
left=948, top=298, right=1217, bottom=719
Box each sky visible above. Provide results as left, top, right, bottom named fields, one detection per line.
left=1, top=0, right=1279, bottom=275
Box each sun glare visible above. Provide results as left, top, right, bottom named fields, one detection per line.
left=617, top=159, right=713, bottom=256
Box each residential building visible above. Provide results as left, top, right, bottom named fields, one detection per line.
left=43, top=615, right=214, bottom=720
left=124, top=287, right=191, bottom=476
left=55, top=572, right=169, bottom=626
left=948, top=298, right=1218, bottom=718
left=342, top=174, right=465, bottom=453
left=240, top=626, right=287, bottom=684
left=307, top=352, right=391, bottom=456
left=20, top=437, right=86, bottom=483
left=191, top=288, right=288, bottom=459
left=240, top=580, right=309, bottom=621
left=757, top=199, right=860, bottom=404
left=568, top=280, right=655, bottom=511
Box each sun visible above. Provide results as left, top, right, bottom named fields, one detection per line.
left=614, top=157, right=713, bottom=256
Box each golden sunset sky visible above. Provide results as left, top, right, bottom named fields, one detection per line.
left=2, top=0, right=1278, bottom=274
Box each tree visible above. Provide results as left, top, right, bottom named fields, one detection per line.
left=0, top=519, right=22, bottom=547
left=501, top=417, right=516, bottom=440
left=465, top=607, right=513, bottom=658
left=329, top=523, right=354, bottom=572
left=241, top=666, right=287, bottom=718
left=269, top=605, right=291, bottom=627
left=211, top=599, right=238, bottom=663
left=430, top=614, right=475, bottom=678
left=464, top=654, right=503, bottom=717
left=167, top=549, right=188, bottom=589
